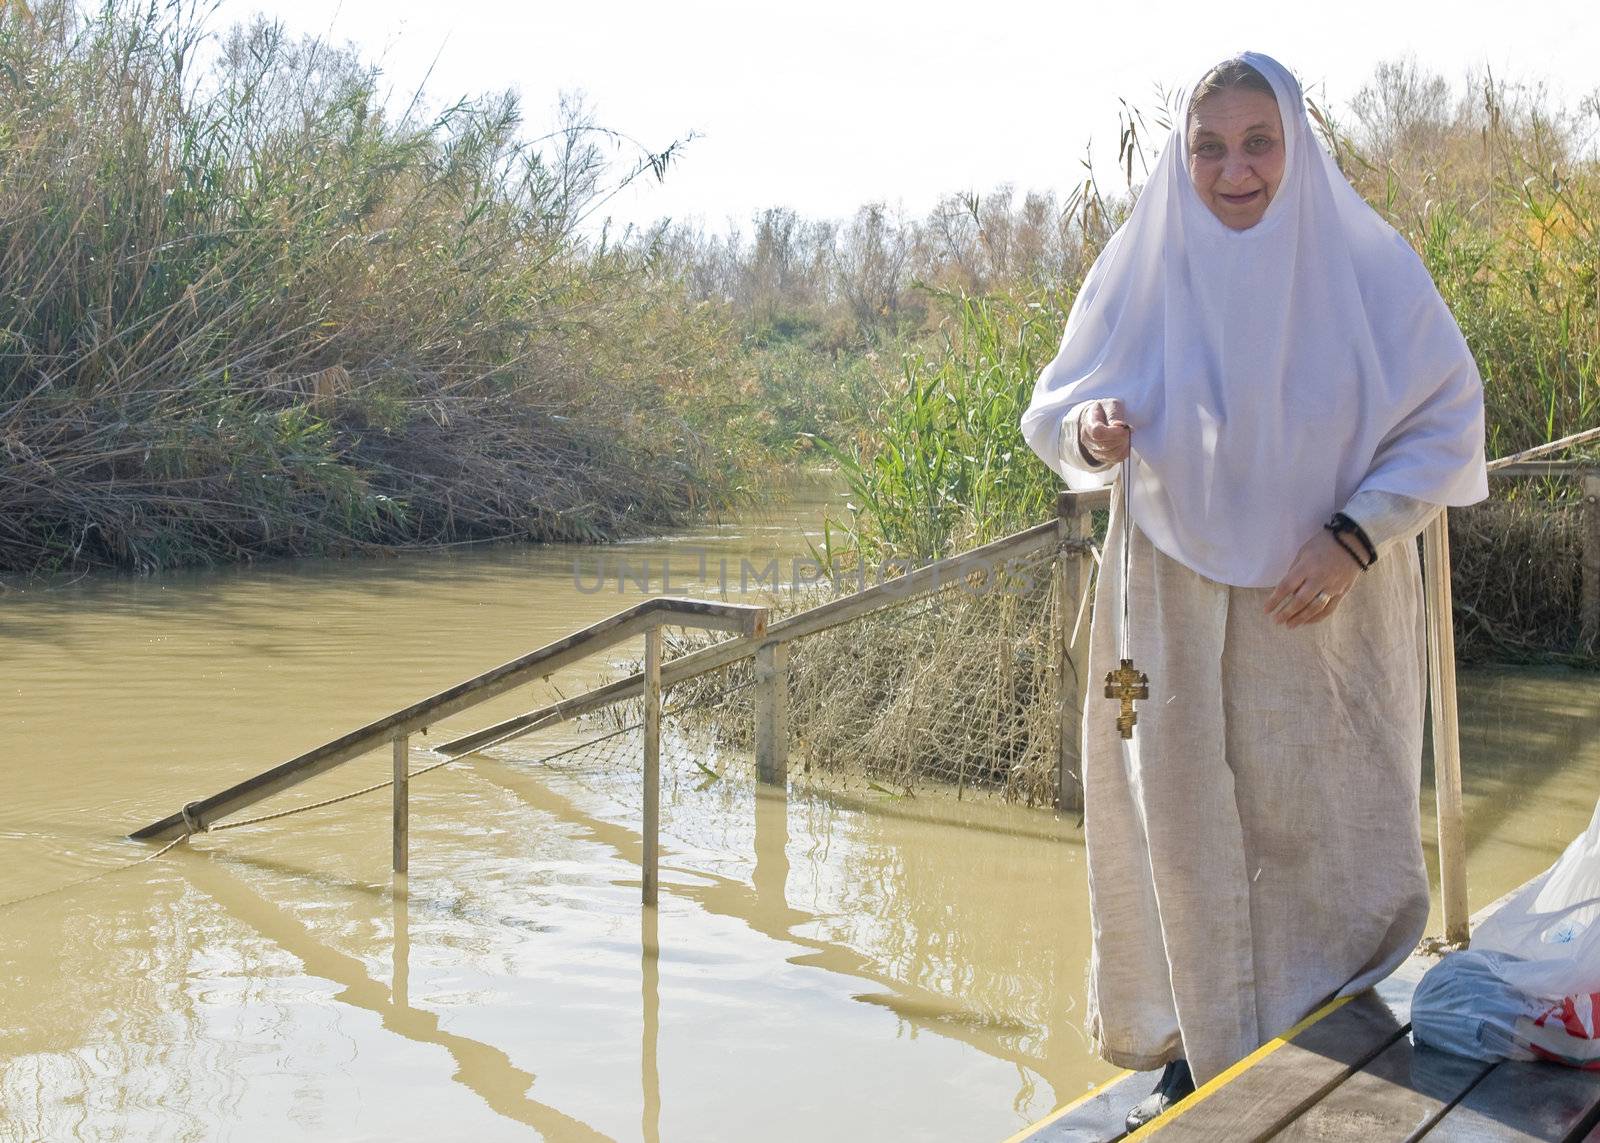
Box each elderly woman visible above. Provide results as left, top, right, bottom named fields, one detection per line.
left=1020, top=52, right=1487, bottom=1128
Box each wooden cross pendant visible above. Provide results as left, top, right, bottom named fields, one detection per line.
left=1103, top=657, right=1149, bottom=740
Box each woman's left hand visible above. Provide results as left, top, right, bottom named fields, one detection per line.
left=1264, top=529, right=1364, bottom=628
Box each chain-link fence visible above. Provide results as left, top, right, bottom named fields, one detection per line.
left=555, top=534, right=1086, bottom=810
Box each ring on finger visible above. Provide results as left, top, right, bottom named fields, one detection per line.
left=1312, top=590, right=1332, bottom=608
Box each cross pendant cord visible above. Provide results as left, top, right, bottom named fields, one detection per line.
left=1120, top=454, right=1132, bottom=662
left=1103, top=452, right=1148, bottom=740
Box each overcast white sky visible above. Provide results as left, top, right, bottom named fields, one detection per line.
left=205, top=0, right=1599, bottom=240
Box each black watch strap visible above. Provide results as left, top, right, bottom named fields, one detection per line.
left=1323, top=512, right=1378, bottom=569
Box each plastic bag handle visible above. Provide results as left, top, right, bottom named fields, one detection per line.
left=1478, top=888, right=1600, bottom=944
left=1518, top=892, right=1600, bottom=923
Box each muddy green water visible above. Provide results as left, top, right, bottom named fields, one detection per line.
left=1, top=477, right=1596, bottom=1142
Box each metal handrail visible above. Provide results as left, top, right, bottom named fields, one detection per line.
left=129, top=596, right=766, bottom=850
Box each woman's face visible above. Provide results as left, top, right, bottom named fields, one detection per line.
left=1186, top=89, right=1285, bottom=230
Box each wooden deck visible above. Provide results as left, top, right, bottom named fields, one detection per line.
left=1008, top=945, right=1600, bottom=1143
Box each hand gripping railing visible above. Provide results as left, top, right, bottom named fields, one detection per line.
left=130, top=596, right=767, bottom=905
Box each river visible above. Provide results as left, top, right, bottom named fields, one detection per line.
left=1, top=475, right=1596, bottom=1142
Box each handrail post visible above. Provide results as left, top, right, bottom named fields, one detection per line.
left=1423, top=510, right=1470, bottom=946
left=393, top=734, right=409, bottom=874
left=754, top=640, right=789, bottom=786
left=1583, top=472, right=1600, bottom=651
left=642, top=624, right=662, bottom=907
left=1055, top=491, right=1091, bottom=813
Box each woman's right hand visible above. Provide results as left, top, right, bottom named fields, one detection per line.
left=1079, top=398, right=1131, bottom=465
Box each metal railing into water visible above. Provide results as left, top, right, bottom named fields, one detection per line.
left=130, top=596, right=767, bottom=905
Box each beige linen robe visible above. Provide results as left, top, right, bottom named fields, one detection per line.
left=1079, top=465, right=1435, bottom=1086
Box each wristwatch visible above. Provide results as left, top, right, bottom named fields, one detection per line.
left=1323, top=512, right=1378, bottom=570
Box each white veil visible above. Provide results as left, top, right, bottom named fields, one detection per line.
left=1019, top=50, right=1488, bottom=588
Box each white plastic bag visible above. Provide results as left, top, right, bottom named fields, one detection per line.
left=1470, top=795, right=1600, bottom=1000
left=1412, top=950, right=1600, bottom=1068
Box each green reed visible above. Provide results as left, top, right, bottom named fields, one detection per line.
left=806, top=286, right=1070, bottom=569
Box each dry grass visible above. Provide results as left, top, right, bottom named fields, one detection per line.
left=0, top=1, right=747, bottom=575
left=1451, top=497, right=1593, bottom=664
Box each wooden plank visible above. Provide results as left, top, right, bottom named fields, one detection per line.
left=392, top=735, right=408, bottom=874
left=1029, top=887, right=1579, bottom=1143
left=1138, top=990, right=1411, bottom=1141
left=1007, top=1069, right=1160, bottom=1143
left=642, top=625, right=661, bottom=907
left=131, top=597, right=764, bottom=841
left=754, top=640, right=789, bottom=786
left=1272, top=1036, right=1492, bottom=1142
left=1422, top=1061, right=1600, bottom=1142
left=1423, top=512, right=1470, bottom=946
left=1484, top=457, right=1587, bottom=477
left=435, top=513, right=1099, bottom=759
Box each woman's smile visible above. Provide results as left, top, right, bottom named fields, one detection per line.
left=1186, top=88, right=1285, bottom=229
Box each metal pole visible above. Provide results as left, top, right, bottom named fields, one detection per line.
left=1423, top=511, right=1470, bottom=946
left=642, top=625, right=662, bottom=907
left=392, top=734, right=409, bottom=874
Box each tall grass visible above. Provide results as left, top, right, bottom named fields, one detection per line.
left=808, top=287, right=1069, bottom=567
left=1325, top=62, right=1600, bottom=465
left=0, top=0, right=747, bottom=574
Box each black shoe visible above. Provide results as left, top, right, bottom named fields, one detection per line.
left=1123, top=1058, right=1194, bottom=1131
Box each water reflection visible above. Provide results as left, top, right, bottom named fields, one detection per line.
left=641, top=905, right=661, bottom=1143
left=394, top=873, right=410, bottom=1010
left=184, top=849, right=611, bottom=1140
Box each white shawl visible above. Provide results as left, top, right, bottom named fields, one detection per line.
left=1019, top=51, right=1488, bottom=587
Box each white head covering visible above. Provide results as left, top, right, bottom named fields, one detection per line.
left=1019, top=50, right=1488, bottom=588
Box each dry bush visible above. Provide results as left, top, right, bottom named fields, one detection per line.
left=0, top=1, right=738, bottom=574
left=1450, top=498, right=1592, bottom=664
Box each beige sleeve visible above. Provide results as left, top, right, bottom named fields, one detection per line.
left=1340, top=489, right=1440, bottom=551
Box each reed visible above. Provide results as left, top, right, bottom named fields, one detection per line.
left=0, top=0, right=749, bottom=574
left=1319, top=62, right=1600, bottom=465
left=804, top=286, right=1073, bottom=569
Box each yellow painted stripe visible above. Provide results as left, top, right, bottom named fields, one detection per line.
left=1124, top=994, right=1355, bottom=1140
left=999, top=1068, right=1135, bottom=1143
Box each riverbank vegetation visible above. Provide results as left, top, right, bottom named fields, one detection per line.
left=0, top=0, right=771, bottom=573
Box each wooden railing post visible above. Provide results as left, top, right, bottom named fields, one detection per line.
left=1055, top=491, right=1093, bottom=813
left=392, top=734, right=409, bottom=874
left=1423, top=510, right=1470, bottom=946
left=642, top=624, right=662, bottom=907
left=754, top=640, right=789, bottom=786
left=1583, top=472, right=1600, bottom=650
